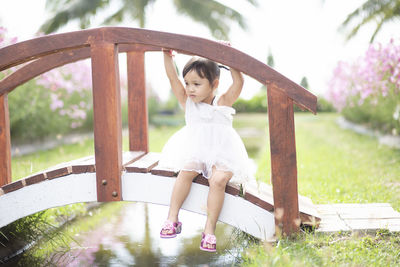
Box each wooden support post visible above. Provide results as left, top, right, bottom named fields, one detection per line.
left=0, top=94, right=11, bottom=186
left=91, top=42, right=122, bottom=202
left=127, top=51, right=148, bottom=152
left=267, top=82, right=300, bottom=235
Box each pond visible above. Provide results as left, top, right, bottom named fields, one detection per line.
left=50, top=129, right=261, bottom=266
left=54, top=202, right=248, bottom=266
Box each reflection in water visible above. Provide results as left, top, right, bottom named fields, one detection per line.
left=63, top=202, right=242, bottom=266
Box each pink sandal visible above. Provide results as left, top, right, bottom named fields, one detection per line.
left=160, top=220, right=182, bottom=238
left=200, top=232, right=217, bottom=252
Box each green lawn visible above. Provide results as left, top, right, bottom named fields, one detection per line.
left=257, top=113, right=400, bottom=210
left=247, top=113, right=400, bottom=267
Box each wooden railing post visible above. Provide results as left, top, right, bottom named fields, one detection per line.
left=267, top=82, right=300, bottom=235
left=127, top=51, right=148, bottom=152
left=91, top=42, right=122, bottom=202
left=0, top=94, right=11, bottom=186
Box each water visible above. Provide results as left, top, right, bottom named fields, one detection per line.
left=58, top=202, right=243, bottom=266
left=56, top=159, right=260, bottom=266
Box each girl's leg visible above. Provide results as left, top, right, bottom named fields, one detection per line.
left=204, top=167, right=233, bottom=235
left=167, top=170, right=199, bottom=222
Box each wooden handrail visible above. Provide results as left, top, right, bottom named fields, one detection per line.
left=0, top=27, right=317, bottom=113
left=0, top=44, right=159, bottom=95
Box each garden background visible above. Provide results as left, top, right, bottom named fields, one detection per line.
left=1, top=0, right=400, bottom=266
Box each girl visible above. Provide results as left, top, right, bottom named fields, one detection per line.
left=159, top=48, right=252, bottom=252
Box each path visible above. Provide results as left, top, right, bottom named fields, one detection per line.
left=337, top=117, right=400, bottom=149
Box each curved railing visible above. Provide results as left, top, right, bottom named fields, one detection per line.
left=0, top=44, right=158, bottom=95
left=0, top=27, right=316, bottom=112
left=0, top=27, right=318, bottom=235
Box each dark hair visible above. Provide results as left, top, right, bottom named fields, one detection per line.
left=182, top=57, right=220, bottom=84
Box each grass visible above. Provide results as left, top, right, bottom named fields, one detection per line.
left=247, top=113, right=400, bottom=267
left=242, top=230, right=400, bottom=266
left=257, top=113, right=400, bottom=209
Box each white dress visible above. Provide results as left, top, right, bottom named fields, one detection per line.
left=158, top=96, right=252, bottom=184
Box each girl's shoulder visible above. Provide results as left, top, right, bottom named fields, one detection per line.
left=214, top=94, right=234, bottom=108
left=213, top=95, right=236, bottom=115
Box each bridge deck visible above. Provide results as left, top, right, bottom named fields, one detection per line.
left=1, top=151, right=398, bottom=236
left=0, top=151, right=324, bottom=240
left=316, top=203, right=400, bottom=232
left=0, top=151, right=320, bottom=225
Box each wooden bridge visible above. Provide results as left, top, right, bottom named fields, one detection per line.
left=0, top=27, right=320, bottom=241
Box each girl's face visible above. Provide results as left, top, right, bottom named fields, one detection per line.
left=184, top=70, right=218, bottom=104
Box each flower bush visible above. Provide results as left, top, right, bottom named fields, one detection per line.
left=1, top=27, right=94, bottom=141
left=328, top=39, right=400, bottom=134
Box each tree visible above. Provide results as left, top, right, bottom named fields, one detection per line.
left=340, top=0, right=400, bottom=43
left=267, top=49, right=275, bottom=68
left=300, top=76, right=309, bottom=90
left=40, top=0, right=258, bottom=39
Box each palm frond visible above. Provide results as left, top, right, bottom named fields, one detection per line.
left=41, top=0, right=257, bottom=39
left=101, top=0, right=157, bottom=28
left=341, top=0, right=380, bottom=27
left=340, top=0, right=400, bottom=42
left=102, top=8, right=125, bottom=25
left=369, top=18, right=385, bottom=43
left=45, top=0, right=75, bottom=12
left=40, top=0, right=110, bottom=33
left=244, top=0, right=259, bottom=7
left=173, top=0, right=250, bottom=39
left=370, top=3, right=400, bottom=42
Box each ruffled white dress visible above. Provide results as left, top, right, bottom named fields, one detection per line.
left=158, top=96, right=252, bottom=184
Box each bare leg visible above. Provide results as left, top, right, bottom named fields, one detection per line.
left=204, top=167, right=233, bottom=235
left=167, top=170, right=199, bottom=222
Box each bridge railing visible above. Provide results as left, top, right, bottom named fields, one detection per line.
left=0, top=27, right=317, bottom=235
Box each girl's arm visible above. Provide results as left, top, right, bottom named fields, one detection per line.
left=163, top=50, right=187, bottom=108
left=218, top=68, right=244, bottom=107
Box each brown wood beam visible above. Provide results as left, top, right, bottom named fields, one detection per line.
left=0, top=28, right=317, bottom=113
left=91, top=42, right=123, bottom=201
left=267, top=82, right=300, bottom=236
left=0, top=44, right=160, bottom=96
left=0, top=94, right=11, bottom=186
left=127, top=51, right=148, bottom=152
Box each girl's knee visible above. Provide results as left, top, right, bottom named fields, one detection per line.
left=177, top=170, right=199, bottom=181
left=209, top=172, right=232, bottom=189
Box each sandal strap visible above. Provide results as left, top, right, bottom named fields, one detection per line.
left=162, top=220, right=175, bottom=230
left=204, top=234, right=216, bottom=244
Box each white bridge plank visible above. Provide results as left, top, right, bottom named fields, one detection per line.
left=1, top=172, right=275, bottom=240
left=0, top=173, right=97, bottom=228
left=121, top=172, right=275, bottom=241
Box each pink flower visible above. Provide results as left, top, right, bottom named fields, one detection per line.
left=328, top=38, right=400, bottom=110
left=50, top=94, right=64, bottom=110
left=0, top=27, right=18, bottom=48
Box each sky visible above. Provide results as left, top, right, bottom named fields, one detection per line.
left=0, top=0, right=398, bottom=100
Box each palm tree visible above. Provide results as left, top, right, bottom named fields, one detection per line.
left=340, top=0, right=400, bottom=43
left=40, top=0, right=258, bottom=39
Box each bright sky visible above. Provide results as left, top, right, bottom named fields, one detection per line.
left=0, top=0, right=397, bottom=100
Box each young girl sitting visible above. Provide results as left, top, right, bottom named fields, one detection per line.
left=158, top=48, right=252, bottom=252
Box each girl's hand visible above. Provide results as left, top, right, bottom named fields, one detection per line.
left=162, top=48, right=176, bottom=57
left=218, top=40, right=231, bottom=47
